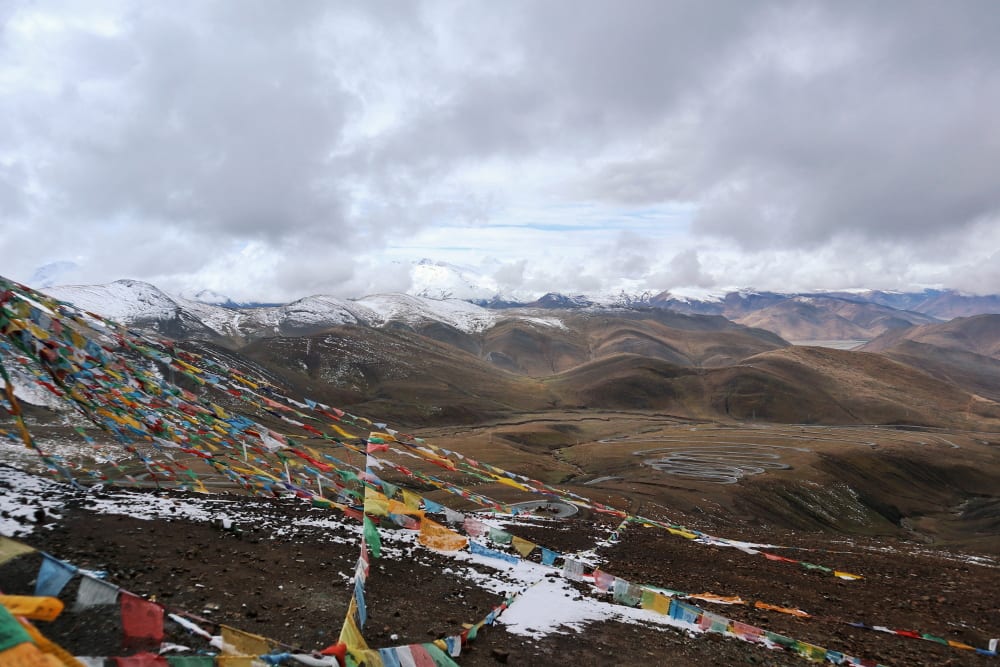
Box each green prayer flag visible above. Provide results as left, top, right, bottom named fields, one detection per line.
left=363, top=516, right=381, bottom=559
left=423, top=643, right=461, bottom=667
left=167, top=657, right=216, bottom=667
left=0, top=605, right=32, bottom=653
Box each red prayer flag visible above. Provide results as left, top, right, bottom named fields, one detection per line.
left=114, top=653, right=167, bottom=667
left=120, top=592, right=164, bottom=644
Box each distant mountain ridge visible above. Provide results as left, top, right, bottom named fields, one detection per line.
left=42, top=277, right=1000, bottom=349
left=42, top=279, right=557, bottom=342
left=17, top=276, right=1000, bottom=429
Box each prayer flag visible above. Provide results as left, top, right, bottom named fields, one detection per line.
left=114, top=653, right=167, bottom=667
left=339, top=599, right=369, bottom=651
left=74, top=575, right=119, bottom=610
left=34, top=554, right=76, bottom=597
left=363, top=516, right=382, bottom=559
left=120, top=592, right=164, bottom=644
left=0, top=538, right=34, bottom=566
left=593, top=569, right=614, bottom=592
left=511, top=536, right=536, bottom=558
left=221, top=625, right=271, bottom=656
left=418, top=519, right=468, bottom=552
left=167, top=656, right=216, bottom=667
left=640, top=589, right=671, bottom=615
left=562, top=559, right=584, bottom=581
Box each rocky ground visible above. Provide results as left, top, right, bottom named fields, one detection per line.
left=1, top=468, right=997, bottom=667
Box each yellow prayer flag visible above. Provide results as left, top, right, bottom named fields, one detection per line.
left=754, top=601, right=810, bottom=618
left=16, top=617, right=86, bottom=667
left=401, top=489, right=422, bottom=510
left=348, top=649, right=384, bottom=667
left=339, top=599, right=369, bottom=651
left=640, top=590, right=671, bottom=615
left=667, top=527, right=698, bottom=539
left=221, top=624, right=272, bottom=656
left=328, top=424, right=356, bottom=440
left=495, top=477, right=531, bottom=492
left=418, top=519, right=469, bottom=552
left=216, top=658, right=257, bottom=667
left=388, top=499, right=423, bottom=518
left=363, top=490, right=390, bottom=517
left=0, top=538, right=35, bottom=566
left=511, top=536, right=537, bottom=558
left=689, top=593, right=745, bottom=605
left=0, top=596, right=63, bottom=621
left=833, top=571, right=862, bottom=580
left=0, top=642, right=58, bottom=667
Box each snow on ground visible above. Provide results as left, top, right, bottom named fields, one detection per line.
left=0, top=467, right=66, bottom=536
left=0, top=464, right=707, bottom=642
left=515, top=316, right=567, bottom=329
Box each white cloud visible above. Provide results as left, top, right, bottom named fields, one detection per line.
left=2, top=0, right=999, bottom=299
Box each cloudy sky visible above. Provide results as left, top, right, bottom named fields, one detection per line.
left=2, top=1, right=999, bottom=301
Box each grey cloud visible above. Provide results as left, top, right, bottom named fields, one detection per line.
left=576, top=2, right=1000, bottom=249
left=3, top=1, right=998, bottom=298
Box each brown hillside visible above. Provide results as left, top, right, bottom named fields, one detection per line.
left=240, top=326, right=555, bottom=425
left=735, top=297, right=934, bottom=341
left=736, top=346, right=995, bottom=426
left=861, top=314, right=1000, bottom=400
left=862, top=313, right=1000, bottom=358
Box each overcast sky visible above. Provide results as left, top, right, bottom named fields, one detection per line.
left=2, top=1, right=999, bottom=301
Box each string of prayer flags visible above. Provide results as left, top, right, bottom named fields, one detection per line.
left=0, top=595, right=85, bottom=667
left=377, top=642, right=460, bottom=667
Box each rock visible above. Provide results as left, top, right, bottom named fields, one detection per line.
left=491, top=648, right=509, bottom=663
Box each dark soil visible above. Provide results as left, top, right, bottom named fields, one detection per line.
left=1, top=485, right=997, bottom=666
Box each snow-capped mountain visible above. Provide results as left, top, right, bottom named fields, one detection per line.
left=38, top=276, right=1000, bottom=349
left=409, top=259, right=503, bottom=301
left=41, top=279, right=562, bottom=341
left=28, top=261, right=80, bottom=288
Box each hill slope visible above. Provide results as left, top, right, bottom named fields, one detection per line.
left=861, top=315, right=1000, bottom=400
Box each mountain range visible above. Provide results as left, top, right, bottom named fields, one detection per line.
left=27, top=277, right=1000, bottom=430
